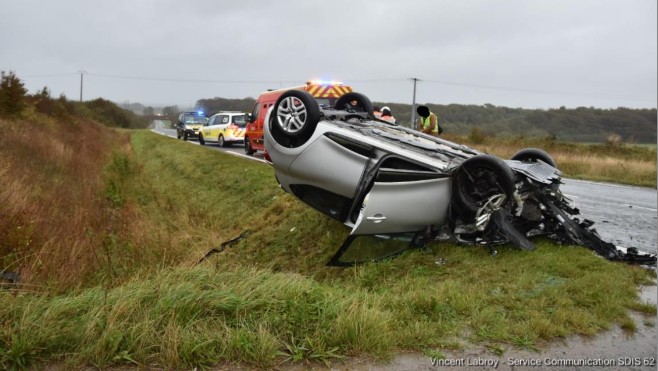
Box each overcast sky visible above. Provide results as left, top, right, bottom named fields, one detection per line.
left=2, top=0, right=656, bottom=110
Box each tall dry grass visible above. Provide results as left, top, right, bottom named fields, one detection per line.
left=445, top=134, right=657, bottom=187
left=0, top=115, right=129, bottom=291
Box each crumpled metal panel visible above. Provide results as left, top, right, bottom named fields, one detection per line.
left=507, top=161, right=562, bottom=184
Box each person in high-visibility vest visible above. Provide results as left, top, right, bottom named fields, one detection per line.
left=416, top=105, right=441, bottom=136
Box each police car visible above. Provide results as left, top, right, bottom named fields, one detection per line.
left=176, top=111, right=208, bottom=141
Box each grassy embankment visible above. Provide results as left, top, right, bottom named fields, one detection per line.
left=0, top=119, right=655, bottom=369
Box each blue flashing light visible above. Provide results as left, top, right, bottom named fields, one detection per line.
left=309, top=79, right=343, bottom=86
left=197, top=110, right=204, bottom=116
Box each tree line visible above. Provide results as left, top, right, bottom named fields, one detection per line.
left=1, top=71, right=149, bottom=129
left=371, top=102, right=656, bottom=144
left=187, top=96, right=656, bottom=144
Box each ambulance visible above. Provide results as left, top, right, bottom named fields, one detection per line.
left=244, top=80, right=353, bottom=155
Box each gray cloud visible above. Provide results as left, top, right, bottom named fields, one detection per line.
left=1, top=0, right=655, bottom=108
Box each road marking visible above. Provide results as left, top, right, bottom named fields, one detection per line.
left=223, top=151, right=268, bottom=163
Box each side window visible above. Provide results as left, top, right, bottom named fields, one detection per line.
left=232, top=114, right=247, bottom=128
left=250, top=103, right=260, bottom=121
left=207, top=116, right=215, bottom=126
left=219, top=115, right=229, bottom=124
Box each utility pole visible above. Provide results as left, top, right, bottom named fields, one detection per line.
left=78, top=70, right=86, bottom=102
left=410, top=77, right=420, bottom=129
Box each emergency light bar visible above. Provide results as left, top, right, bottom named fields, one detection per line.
left=308, top=80, right=344, bottom=86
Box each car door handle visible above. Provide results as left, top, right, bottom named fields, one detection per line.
left=366, top=215, right=387, bottom=223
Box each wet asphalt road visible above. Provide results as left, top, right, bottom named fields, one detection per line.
left=152, top=122, right=657, bottom=254
left=561, top=179, right=656, bottom=254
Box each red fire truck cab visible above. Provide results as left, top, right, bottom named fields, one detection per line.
left=244, top=80, right=353, bottom=155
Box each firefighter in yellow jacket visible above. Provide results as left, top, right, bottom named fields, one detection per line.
left=416, top=105, right=441, bottom=137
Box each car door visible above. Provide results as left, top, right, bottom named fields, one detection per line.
left=350, top=158, right=451, bottom=236
left=200, top=116, right=215, bottom=141
left=217, top=114, right=230, bottom=140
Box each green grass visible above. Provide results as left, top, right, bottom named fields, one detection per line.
left=1, top=130, right=655, bottom=370
left=1, top=250, right=654, bottom=369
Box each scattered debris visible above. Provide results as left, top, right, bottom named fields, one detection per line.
left=197, top=231, right=249, bottom=265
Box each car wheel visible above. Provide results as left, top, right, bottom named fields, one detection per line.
left=452, top=154, right=515, bottom=218
left=199, top=133, right=205, bottom=145
left=183, top=132, right=188, bottom=141
left=334, top=92, right=374, bottom=115
left=511, top=148, right=556, bottom=167
left=177, top=130, right=181, bottom=139
left=270, top=90, right=320, bottom=147
left=245, top=137, right=255, bottom=155
left=218, top=135, right=226, bottom=147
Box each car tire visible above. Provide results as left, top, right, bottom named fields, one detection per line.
left=183, top=132, right=188, bottom=141
left=245, top=137, right=255, bottom=155
left=334, top=92, right=374, bottom=115
left=199, top=133, right=205, bottom=145
left=270, top=90, right=321, bottom=147
left=177, top=130, right=181, bottom=139
left=452, top=154, right=515, bottom=219
left=511, top=148, right=556, bottom=167
left=219, top=135, right=226, bottom=147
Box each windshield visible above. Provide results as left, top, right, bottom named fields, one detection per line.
left=184, top=116, right=207, bottom=124
left=231, top=115, right=248, bottom=128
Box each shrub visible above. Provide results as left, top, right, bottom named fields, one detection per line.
left=606, top=133, right=622, bottom=147
left=0, top=71, right=28, bottom=116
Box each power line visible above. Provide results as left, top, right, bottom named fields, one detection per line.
left=343, top=78, right=407, bottom=83
left=86, top=73, right=412, bottom=85
left=17, top=71, right=652, bottom=105
left=18, top=73, right=78, bottom=78
left=421, top=78, right=649, bottom=102
left=87, top=73, right=302, bottom=84
left=423, top=78, right=583, bottom=95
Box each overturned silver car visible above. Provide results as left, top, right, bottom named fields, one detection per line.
left=264, top=90, right=656, bottom=266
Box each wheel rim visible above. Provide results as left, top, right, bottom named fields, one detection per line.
left=276, top=96, right=307, bottom=134
left=219, top=136, right=224, bottom=145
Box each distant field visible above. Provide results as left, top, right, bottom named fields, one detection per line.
left=445, top=133, right=657, bottom=188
